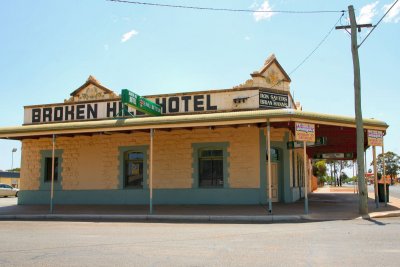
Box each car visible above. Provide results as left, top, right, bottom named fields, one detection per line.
left=0, top=183, right=19, bottom=197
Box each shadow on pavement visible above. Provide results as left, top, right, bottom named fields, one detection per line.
left=0, top=187, right=399, bottom=223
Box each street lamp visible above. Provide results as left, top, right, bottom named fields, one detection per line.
left=11, top=148, right=17, bottom=171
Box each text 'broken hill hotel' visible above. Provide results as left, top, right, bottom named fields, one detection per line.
left=0, top=55, right=388, bottom=205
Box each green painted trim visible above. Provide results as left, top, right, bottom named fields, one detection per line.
left=118, top=145, right=149, bottom=190
left=18, top=188, right=261, bottom=205
left=259, top=128, right=287, bottom=203
left=39, top=149, right=63, bottom=191
left=270, top=142, right=284, bottom=202
left=191, top=142, right=230, bottom=188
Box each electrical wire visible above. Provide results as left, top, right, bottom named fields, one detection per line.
left=107, top=0, right=345, bottom=14
left=340, top=12, right=351, bottom=36
left=358, top=0, right=399, bottom=48
left=288, top=12, right=344, bottom=77
left=244, top=12, right=344, bottom=102
left=107, top=0, right=346, bottom=106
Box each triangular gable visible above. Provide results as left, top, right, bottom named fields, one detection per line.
left=253, top=54, right=291, bottom=83
left=234, top=54, right=291, bottom=91
left=67, top=75, right=118, bottom=102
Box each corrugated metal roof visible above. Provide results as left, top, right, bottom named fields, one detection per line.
left=0, top=109, right=388, bottom=139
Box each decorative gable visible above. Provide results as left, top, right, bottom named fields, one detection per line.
left=235, top=54, right=291, bottom=92
left=65, top=75, right=118, bottom=103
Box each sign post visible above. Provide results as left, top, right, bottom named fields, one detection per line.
left=368, top=130, right=384, bottom=208
left=50, top=134, right=56, bottom=214
left=267, top=123, right=272, bottom=214
left=295, top=122, right=315, bottom=214
left=382, top=137, right=387, bottom=207
left=149, top=129, right=154, bottom=214
left=121, top=89, right=161, bottom=116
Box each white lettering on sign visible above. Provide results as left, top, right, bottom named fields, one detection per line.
left=259, top=92, right=289, bottom=109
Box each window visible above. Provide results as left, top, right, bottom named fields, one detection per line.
left=39, top=149, right=63, bottom=190
left=44, top=157, right=59, bottom=182
left=198, top=148, right=224, bottom=188
left=124, top=151, right=144, bottom=188
left=266, top=147, right=279, bottom=161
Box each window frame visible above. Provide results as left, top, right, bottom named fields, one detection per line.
left=266, top=147, right=280, bottom=162
left=192, top=142, right=229, bottom=189
left=118, top=146, right=148, bottom=190
left=39, top=149, right=63, bottom=190
left=44, top=157, right=59, bottom=182
left=198, top=147, right=224, bottom=188
left=124, top=151, right=145, bottom=189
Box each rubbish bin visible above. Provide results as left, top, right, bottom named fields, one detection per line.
left=378, top=184, right=389, bottom=202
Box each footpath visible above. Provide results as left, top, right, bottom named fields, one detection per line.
left=0, top=186, right=399, bottom=223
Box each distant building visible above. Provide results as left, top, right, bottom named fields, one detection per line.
left=0, top=172, right=20, bottom=188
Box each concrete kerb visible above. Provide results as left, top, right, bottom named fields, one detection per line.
left=0, top=214, right=308, bottom=223
left=1, top=212, right=398, bottom=222
left=369, top=211, right=400, bottom=219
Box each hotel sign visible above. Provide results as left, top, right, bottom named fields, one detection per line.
left=295, top=122, right=315, bottom=142
left=259, top=92, right=288, bottom=109
left=367, top=130, right=383, bottom=147
left=121, top=89, right=161, bottom=116
left=23, top=87, right=294, bottom=124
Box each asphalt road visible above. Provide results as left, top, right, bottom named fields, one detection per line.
left=1, top=218, right=400, bottom=267
left=368, top=184, right=400, bottom=199
left=387, top=185, right=400, bottom=199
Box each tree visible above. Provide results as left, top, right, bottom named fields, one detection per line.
left=374, top=151, right=400, bottom=185
left=326, top=160, right=337, bottom=186
left=6, top=168, right=20, bottom=172
left=337, top=160, right=352, bottom=187
left=312, top=160, right=327, bottom=186
left=340, top=172, right=349, bottom=184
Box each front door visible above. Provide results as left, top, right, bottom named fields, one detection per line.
left=266, top=162, right=279, bottom=202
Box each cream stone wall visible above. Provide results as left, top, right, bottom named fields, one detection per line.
left=20, top=139, right=51, bottom=190
left=21, top=127, right=261, bottom=191
left=152, top=127, right=260, bottom=189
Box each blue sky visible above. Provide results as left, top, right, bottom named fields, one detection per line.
left=0, top=0, right=399, bottom=171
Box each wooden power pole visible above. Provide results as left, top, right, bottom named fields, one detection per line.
left=335, top=5, right=372, bottom=217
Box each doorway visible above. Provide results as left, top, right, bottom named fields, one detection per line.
left=266, top=162, right=279, bottom=202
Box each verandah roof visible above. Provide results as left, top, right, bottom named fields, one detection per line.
left=0, top=109, right=388, bottom=140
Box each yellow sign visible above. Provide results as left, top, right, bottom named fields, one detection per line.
left=368, top=130, right=383, bottom=147
left=295, top=122, right=315, bottom=142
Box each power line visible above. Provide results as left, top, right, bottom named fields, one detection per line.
left=358, top=0, right=399, bottom=48
left=107, top=0, right=345, bottom=14
left=244, top=12, right=344, bottom=101
left=288, top=12, right=345, bottom=76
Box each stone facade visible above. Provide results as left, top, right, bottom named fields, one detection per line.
left=20, top=127, right=266, bottom=191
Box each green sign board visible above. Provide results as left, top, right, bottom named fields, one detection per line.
left=121, top=89, right=161, bottom=116
left=287, top=137, right=327, bottom=149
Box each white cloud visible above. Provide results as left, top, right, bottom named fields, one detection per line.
left=253, top=1, right=274, bottom=22
left=245, top=36, right=251, bottom=41
left=104, top=44, right=109, bottom=51
left=357, top=1, right=379, bottom=24
left=383, top=1, right=400, bottom=23
left=121, top=30, right=138, bottom=43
